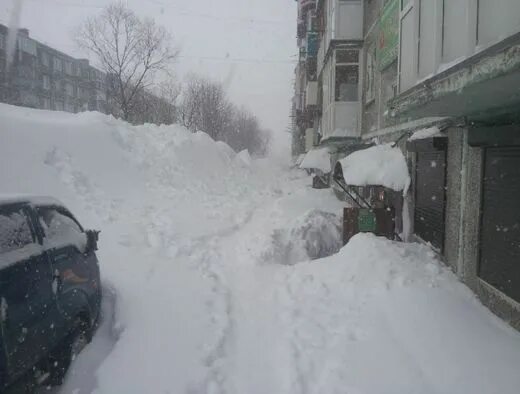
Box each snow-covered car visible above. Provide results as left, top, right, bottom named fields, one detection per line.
left=0, top=196, right=101, bottom=392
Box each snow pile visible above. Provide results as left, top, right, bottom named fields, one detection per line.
left=0, top=103, right=275, bottom=393
left=300, top=147, right=331, bottom=173
left=279, top=233, right=520, bottom=394
left=409, top=126, right=442, bottom=141
left=267, top=209, right=342, bottom=265
left=339, top=144, right=411, bottom=192
left=235, top=149, right=252, bottom=167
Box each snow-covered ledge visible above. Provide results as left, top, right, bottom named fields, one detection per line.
left=300, top=147, right=331, bottom=173
left=338, top=144, right=411, bottom=194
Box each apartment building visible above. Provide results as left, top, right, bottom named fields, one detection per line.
left=292, top=0, right=320, bottom=155
left=295, top=0, right=520, bottom=330
left=0, top=24, right=107, bottom=114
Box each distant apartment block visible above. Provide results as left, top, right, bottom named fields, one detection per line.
left=0, top=24, right=107, bottom=114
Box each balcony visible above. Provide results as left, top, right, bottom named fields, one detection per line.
left=322, top=102, right=360, bottom=140
left=297, top=18, right=306, bottom=39
left=298, top=0, right=316, bottom=18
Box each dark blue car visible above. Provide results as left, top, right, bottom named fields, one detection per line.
left=0, top=196, right=101, bottom=393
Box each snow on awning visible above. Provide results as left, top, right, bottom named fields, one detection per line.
left=300, top=148, right=331, bottom=173
left=408, top=126, right=442, bottom=141
left=294, top=153, right=305, bottom=166
left=339, top=144, right=411, bottom=193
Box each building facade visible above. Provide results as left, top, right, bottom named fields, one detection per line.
left=292, top=0, right=320, bottom=155
left=293, top=0, right=520, bottom=330
left=0, top=24, right=107, bottom=114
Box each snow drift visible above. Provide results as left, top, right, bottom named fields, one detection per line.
left=0, top=104, right=278, bottom=393
left=339, top=144, right=411, bottom=192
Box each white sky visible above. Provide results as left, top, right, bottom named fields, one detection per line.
left=0, top=0, right=297, bottom=133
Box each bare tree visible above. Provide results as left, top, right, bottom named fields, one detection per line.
left=76, top=2, right=178, bottom=121
left=180, top=76, right=233, bottom=140
left=226, top=107, right=271, bottom=156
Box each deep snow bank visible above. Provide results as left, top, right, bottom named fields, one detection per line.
left=0, top=104, right=280, bottom=393
left=280, top=233, right=520, bottom=394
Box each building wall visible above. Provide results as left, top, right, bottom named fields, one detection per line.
left=399, top=0, right=520, bottom=95
left=444, top=128, right=464, bottom=274
left=0, top=24, right=107, bottom=114
left=433, top=122, right=520, bottom=332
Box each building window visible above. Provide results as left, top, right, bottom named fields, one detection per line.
left=442, top=0, right=467, bottom=63
left=53, top=57, right=63, bottom=72
left=0, top=34, right=5, bottom=50
left=335, top=49, right=359, bottom=102
left=477, top=0, right=520, bottom=46
left=42, top=74, right=50, bottom=90
left=418, top=0, right=436, bottom=78
left=18, top=37, right=37, bottom=55
left=65, top=82, right=74, bottom=97
left=42, top=97, right=51, bottom=110
left=41, top=52, right=50, bottom=67
left=73, top=63, right=81, bottom=76
left=64, top=61, right=73, bottom=75
left=365, top=43, right=376, bottom=103
left=399, top=3, right=416, bottom=92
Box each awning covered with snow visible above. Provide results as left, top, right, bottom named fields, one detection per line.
left=408, top=126, right=442, bottom=141
left=300, top=147, right=331, bottom=173
left=339, top=144, right=410, bottom=193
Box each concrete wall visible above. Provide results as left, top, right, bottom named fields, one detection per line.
left=444, top=128, right=464, bottom=273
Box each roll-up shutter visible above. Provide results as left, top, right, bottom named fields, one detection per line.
left=414, top=147, right=447, bottom=251
left=479, top=147, right=520, bottom=303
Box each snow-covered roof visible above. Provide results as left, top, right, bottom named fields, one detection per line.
left=300, top=148, right=331, bottom=173
left=408, top=126, right=442, bottom=141
left=0, top=194, right=63, bottom=207
left=339, top=144, right=411, bottom=193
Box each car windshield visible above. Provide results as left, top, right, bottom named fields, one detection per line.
left=1, top=1, right=520, bottom=393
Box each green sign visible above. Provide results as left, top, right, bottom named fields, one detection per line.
left=358, top=209, right=377, bottom=232
left=378, top=0, right=399, bottom=70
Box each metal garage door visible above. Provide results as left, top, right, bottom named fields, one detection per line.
left=414, top=149, right=447, bottom=251
left=479, top=147, right=520, bottom=303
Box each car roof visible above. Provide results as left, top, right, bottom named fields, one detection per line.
left=0, top=194, right=63, bottom=207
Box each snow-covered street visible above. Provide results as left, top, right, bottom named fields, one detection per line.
left=2, top=104, right=520, bottom=394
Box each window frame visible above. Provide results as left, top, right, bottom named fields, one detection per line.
left=53, top=57, right=63, bottom=72
left=42, top=74, right=51, bottom=90
left=334, top=48, right=360, bottom=103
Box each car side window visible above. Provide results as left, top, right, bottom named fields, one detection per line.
left=38, top=207, right=83, bottom=241
left=0, top=208, right=35, bottom=254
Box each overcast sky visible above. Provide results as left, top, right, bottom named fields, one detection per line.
left=0, top=0, right=297, bottom=133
